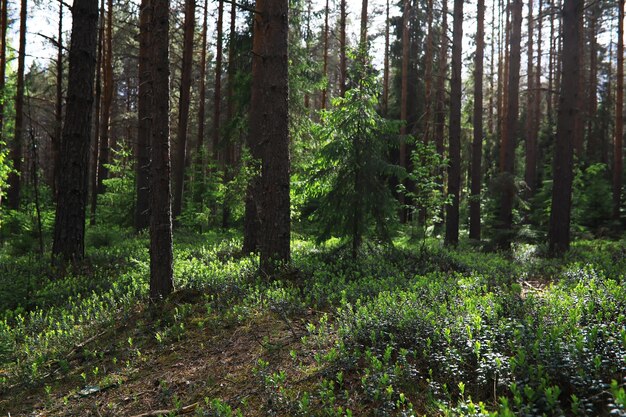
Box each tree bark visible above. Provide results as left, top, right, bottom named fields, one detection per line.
left=52, top=0, right=98, bottom=262
left=96, top=0, right=114, bottom=197
left=498, top=0, right=521, bottom=237
left=321, top=0, right=330, bottom=110
left=213, top=0, right=224, bottom=163
left=52, top=0, right=64, bottom=198
left=382, top=0, right=389, bottom=116
left=90, top=0, right=104, bottom=226
left=251, top=0, right=291, bottom=275
left=434, top=0, right=448, bottom=226
left=585, top=1, right=598, bottom=162
left=7, top=0, right=27, bottom=210
left=613, top=0, right=624, bottom=220
left=524, top=0, right=536, bottom=195
left=470, top=0, right=484, bottom=240
left=445, top=0, right=463, bottom=246
left=360, top=0, right=368, bottom=48
left=149, top=0, right=174, bottom=299
left=423, top=0, right=434, bottom=144
left=339, top=0, right=347, bottom=96
left=548, top=0, right=583, bottom=254
left=0, top=0, right=8, bottom=153
left=172, top=0, right=195, bottom=220
left=135, top=0, right=152, bottom=232
left=196, top=0, right=208, bottom=160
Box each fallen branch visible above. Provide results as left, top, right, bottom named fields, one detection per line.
left=129, top=402, right=198, bottom=417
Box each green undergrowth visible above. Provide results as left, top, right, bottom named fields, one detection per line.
left=1, top=231, right=625, bottom=416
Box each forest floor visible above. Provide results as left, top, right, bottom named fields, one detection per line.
left=1, top=229, right=626, bottom=416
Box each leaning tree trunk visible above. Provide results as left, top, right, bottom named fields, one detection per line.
left=469, top=0, right=484, bottom=240
left=149, top=0, right=174, bottom=299
left=445, top=0, right=464, bottom=246
left=498, top=0, right=522, bottom=247
left=613, top=0, right=624, bottom=221
left=172, top=0, right=195, bottom=220
left=7, top=0, right=27, bottom=210
left=135, top=0, right=152, bottom=232
left=52, top=0, right=99, bottom=263
left=250, top=0, right=291, bottom=275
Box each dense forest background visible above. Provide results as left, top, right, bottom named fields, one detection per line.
left=0, top=0, right=625, bottom=415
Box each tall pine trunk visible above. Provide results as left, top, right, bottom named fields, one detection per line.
left=52, top=0, right=99, bottom=262
left=470, top=0, right=484, bottom=240
left=52, top=0, right=63, bottom=198
left=213, top=0, right=224, bottom=162
left=339, top=0, right=347, bottom=96
left=251, top=0, right=291, bottom=274
left=96, top=0, right=113, bottom=197
left=0, top=0, right=6, bottom=149
left=172, top=0, right=195, bottom=220
left=382, top=0, right=390, bottom=116
left=548, top=0, right=583, bottom=253
left=321, top=0, right=330, bottom=110
left=524, top=0, right=537, bottom=195
left=7, top=0, right=27, bottom=210
left=498, top=0, right=522, bottom=246
left=90, top=0, right=104, bottom=226
left=445, top=0, right=464, bottom=246
left=149, top=0, right=174, bottom=299
left=360, top=0, right=368, bottom=47
left=135, top=0, right=152, bottom=232
left=613, top=0, right=624, bottom=220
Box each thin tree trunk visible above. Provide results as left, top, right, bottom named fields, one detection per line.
left=0, top=0, right=6, bottom=149
left=360, top=0, right=368, bottom=48
left=339, top=0, right=347, bottom=96
left=533, top=0, right=543, bottom=187
left=498, top=0, right=522, bottom=242
left=382, top=0, right=389, bottom=116
left=470, top=0, right=484, bottom=240
left=434, top=0, right=448, bottom=175
left=194, top=0, right=208, bottom=209
left=52, top=0, right=98, bottom=263
left=90, top=0, right=104, bottom=226
left=549, top=0, right=583, bottom=253
left=321, top=0, right=330, bottom=110
left=585, top=1, right=598, bottom=162
left=172, top=0, right=195, bottom=220
left=7, top=0, right=27, bottom=210
left=488, top=0, right=496, bottom=137
left=52, top=0, right=63, bottom=198
left=547, top=0, right=555, bottom=123
left=445, top=0, right=464, bottom=246
left=399, top=0, right=411, bottom=221
left=135, top=0, right=152, bottom=232
left=525, top=0, right=536, bottom=195
left=423, top=0, right=434, bottom=144
left=97, top=0, right=113, bottom=196
left=499, top=1, right=511, bottom=172
left=613, top=0, right=624, bottom=220
left=223, top=0, right=236, bottom=228
left=573, top=1, right=585, bottom=159
left=251, top=0, right=291, bottom=274
left=213, top=0, right=224, bottom=162
left=149, top=0, right=174, bottom=299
